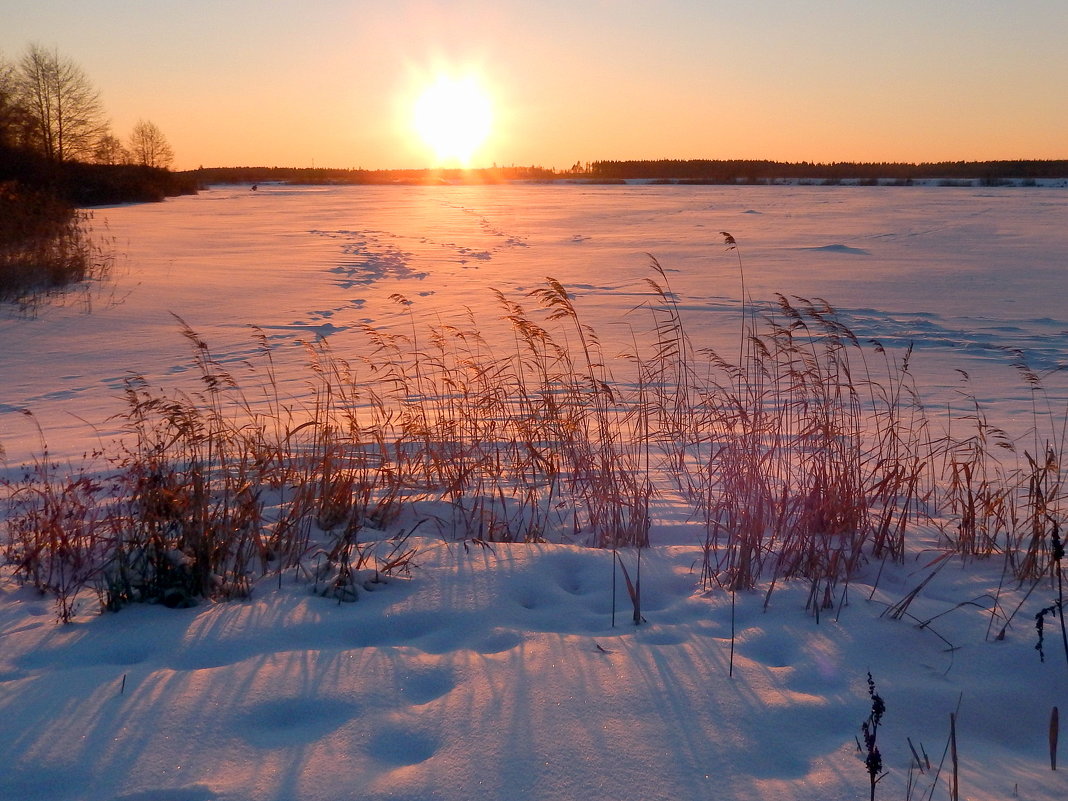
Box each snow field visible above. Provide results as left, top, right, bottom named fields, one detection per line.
left=2, top=184, right=1068, bottom=800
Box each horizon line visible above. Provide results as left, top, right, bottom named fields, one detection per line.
left=181, top=156, right=1068, bottom=173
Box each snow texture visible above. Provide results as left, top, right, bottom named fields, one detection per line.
left=2, top=184, right=1068, bottom=800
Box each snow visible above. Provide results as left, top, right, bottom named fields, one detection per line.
left=2, top=184, right=1068, bottom=800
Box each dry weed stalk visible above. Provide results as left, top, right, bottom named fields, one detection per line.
left=3, top=256, right=1066, bottom=620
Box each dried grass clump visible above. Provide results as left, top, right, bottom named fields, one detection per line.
left=643, top=263, right=931, bottom=607
left=0, top=182, right=113, bottom=314
left=3, top=254, right=1066, bottom=622
left=2, top=446, right=113, bottom=622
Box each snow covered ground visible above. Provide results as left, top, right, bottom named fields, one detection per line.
left=2, top=184, right=1068, bottom=800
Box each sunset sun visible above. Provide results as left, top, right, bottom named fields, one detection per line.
left=412, top=75, right=492, bottom=167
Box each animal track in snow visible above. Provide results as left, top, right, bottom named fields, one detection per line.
left=396, top=663, right=457, bottom=705
left=365, top=723, right=438, bottom=766
left=474, top=627, right=524, bottom=654
left=236, top=696, right=360, bottom=748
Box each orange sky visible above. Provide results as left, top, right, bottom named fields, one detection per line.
left=3, top=0, right=1066, bottom=170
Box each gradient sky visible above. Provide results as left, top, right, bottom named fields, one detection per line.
left=2, top=0, right=1066, bottom=170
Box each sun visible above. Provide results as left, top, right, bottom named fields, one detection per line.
left=412, top=75, right=493, bottom=167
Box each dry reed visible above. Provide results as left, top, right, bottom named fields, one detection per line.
left=2, top=257, right=1066, bottom=621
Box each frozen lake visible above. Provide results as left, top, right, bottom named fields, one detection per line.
left=4, top=184, right=1068, bottom=801
left=3, top=183, right=1068, bottom=465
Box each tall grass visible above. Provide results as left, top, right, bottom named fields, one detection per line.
left=2, top=259, right=1066, bottom=621
left=0, top=182, right=113, bottom=314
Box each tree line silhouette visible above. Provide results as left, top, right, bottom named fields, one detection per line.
left=2, top=45, right=192, bottom=304
left=584, top=158, right=1068, bottom=184
left=1, top=44, right=193, bottom=205
left=189, top=159, right=1068, bottom=188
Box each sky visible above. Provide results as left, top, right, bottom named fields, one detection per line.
left=2, top=0, right=1066, bottom=171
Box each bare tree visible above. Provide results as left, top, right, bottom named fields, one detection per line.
left=16, top=44, right=105, bottom=162
left=128, top=119, right=174, bottom=169
left=93, top=130, right=128, bottom=165
left=0, top=52, right=28, bottom=149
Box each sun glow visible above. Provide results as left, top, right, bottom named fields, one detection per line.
left=412, top=75, right=493, bottom=167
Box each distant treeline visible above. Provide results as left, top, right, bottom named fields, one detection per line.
left=185, top=159, right=1068, bottom=187
left=585, top=159, right=1068, bottom=184
left=1, top=142, right=198, bottom=205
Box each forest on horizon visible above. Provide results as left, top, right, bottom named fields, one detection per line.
left=187, top=158, right=1068, bottom=187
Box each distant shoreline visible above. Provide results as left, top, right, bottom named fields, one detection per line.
left=184, top=159, right=1068, bottom=189
left=201, top=176, right=1068, bottom=190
